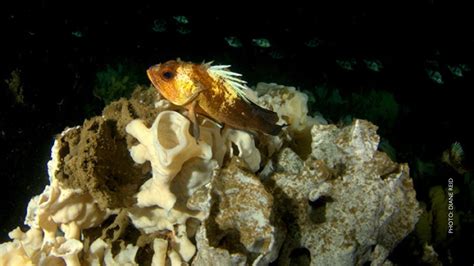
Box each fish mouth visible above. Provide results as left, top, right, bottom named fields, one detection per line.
left=146, top=64, right=161, bottom=82
left=147, top=65, right=163, bottom=93
left=146, top=68, right=153, bottom=81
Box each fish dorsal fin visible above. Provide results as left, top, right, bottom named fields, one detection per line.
left=207, top=64, right=252, bottom=103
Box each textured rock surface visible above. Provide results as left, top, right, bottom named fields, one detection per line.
left=0, top=83, right=421, bottom=266
left=193, top=158, right=283, bottom=265
left=269, top=119, right=421, bottom=265
left=55, top=88, right=162, bottom=210
left=55, top=117, right=144, bottom=209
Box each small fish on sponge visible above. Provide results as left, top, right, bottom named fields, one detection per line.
left=147, top=59, right=284, bottom=138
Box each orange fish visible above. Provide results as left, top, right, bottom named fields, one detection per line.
left=147, top=59, right=283, bottom=138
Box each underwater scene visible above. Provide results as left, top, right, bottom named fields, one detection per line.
left=1, top=4, right=473, bottom=266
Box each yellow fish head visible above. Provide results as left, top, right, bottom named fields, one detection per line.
left=147, top=60, right=204, bottom=106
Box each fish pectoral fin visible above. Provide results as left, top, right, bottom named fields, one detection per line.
left=187, top=100, right=200, bottom=142
left=179, top=86, right=206, bottom=106
left=192, top=121, right=200, bottom=142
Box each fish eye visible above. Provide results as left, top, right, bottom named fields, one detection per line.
left=162, top=71, right=174, bottom=80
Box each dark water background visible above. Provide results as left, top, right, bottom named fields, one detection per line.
left=1, top=3, right=473, bottom=264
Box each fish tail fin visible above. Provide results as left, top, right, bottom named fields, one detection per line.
left=249, top=101, right=284, bottom=135
left=266, top=123, right=285, bottom=136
